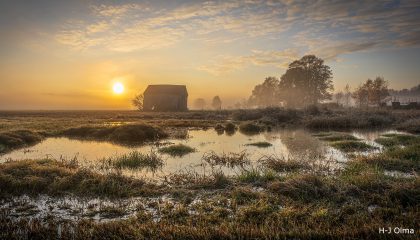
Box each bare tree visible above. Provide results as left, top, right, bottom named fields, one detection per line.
left=211, top=96, right=222, bottom=110
left=194, top=98, right=206, bottom=110
left=132, top=93, right=144, bottom=111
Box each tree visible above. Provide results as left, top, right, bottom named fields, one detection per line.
left=371, top=77, right=389, bottom=105
left=335, top=92, right=344, bottom=105
left=352, top=77, right=389, bottom=108
left=194, top=98, right=206, bottom=110
left=352, top=84, right=369, bottom=108
left=211, top=96, right=222, bottom=110
left=279, top=55, right=333, bottom=107
left=248, top=77, right=281, bottom=108
left=132, top=93, right=144, bottom=111
left=344, top=84, right=351, bottom=107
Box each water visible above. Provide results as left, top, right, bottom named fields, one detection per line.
left=0, top=128, right=403, bottom=178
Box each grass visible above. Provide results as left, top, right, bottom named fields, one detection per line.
left=0, top=156, right=419, bottom=239
left=0, top=130, right=43, bottom=153
left=62, top=124, right=168, bottom=145
left=202, top=151, right=250, bottom=168
left=236, top=168, right=276, bottom=184
left=158, top=144, right=195, bottom=157
left=102, top=151, right=164, bottom=171
left=375, top=134, right=419, bottom=147
left=0, top=159, right=161, bottom=198
left=245, top=141, right=272, bottom=148
left=259, top=155, right=308, bottom=172
left=330, top=140, right=377, bottom=152
left=318, top=133, right=359, bottom=142
left=0, top=109, right=419, bottom=239
left=165, top=169, right=230, bottom=189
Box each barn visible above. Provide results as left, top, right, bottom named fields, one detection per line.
left=143, top=85, right=188, bottom=111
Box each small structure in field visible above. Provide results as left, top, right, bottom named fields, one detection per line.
left=143, top=85, right=188, bottom=111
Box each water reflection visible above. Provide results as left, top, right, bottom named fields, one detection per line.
left=0, top=128, right=401, bottom=178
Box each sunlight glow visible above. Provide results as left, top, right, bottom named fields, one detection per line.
left=113, top=82, right=124, bottom=94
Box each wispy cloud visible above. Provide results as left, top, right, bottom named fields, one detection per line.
left=54, top=0, right=420, bottom=68
left=198, top=49, right=300, bottom=75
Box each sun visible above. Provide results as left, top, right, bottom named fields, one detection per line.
left=113, top=82, right=124, bottom=94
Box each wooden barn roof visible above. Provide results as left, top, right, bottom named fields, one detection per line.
left=144, top=85, right=188, bottom=96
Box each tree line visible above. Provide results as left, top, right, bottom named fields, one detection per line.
left=245, top=55, right=391, bottom=109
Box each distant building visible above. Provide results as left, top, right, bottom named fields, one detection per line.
left=143, top=85, right=188, bottom=111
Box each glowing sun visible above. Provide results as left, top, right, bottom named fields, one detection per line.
left=113, top=82, right=124, bottom=94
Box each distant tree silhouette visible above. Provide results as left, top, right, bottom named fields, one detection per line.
left=194, top=98, right=206, bottom=110
left=352, top=83, right=369, bottom=108
left=335, top=92, right=344, bottom=105
left=371, top=77, right=389, bottom=105
left=248, top=77, right=281, bottom=108
left=211, top=96, right=222, bottom=110
left=132, top=93, right=144, bottom=111
left=344, top=84, right=352, bottom=107
left=279, top=55, right=333, bottom=107
left=352, top=77, right=389, bottom=107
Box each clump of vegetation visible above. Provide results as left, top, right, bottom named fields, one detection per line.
left=158, top=144, right=195, bottom=157
left=237, top=168, right=276, bottom=184
left=259, top=155, right=308, bottom=172
left=0, top=130, right=43, bottom=153
left=166, top=170, right=230, bottom=189
left=318, top=133, right=358, bottom=142
left=375, top=134, right=419, bottom=147
left=330, top=140, right=376, bottom=152
left=245, top=141, right=272, bottom=148
left=102, top=151, right=164, bottom=171
left=239, top=122, right=263, bottom=135
left=61, top=124, right=168, bottom=145
left=0, top=159, right=160, bottom=198
left=202, top=151, right=250, bottom=168
left=224, top=122, right=237, bottom=132
left=268, top=174, right=334, bottom=203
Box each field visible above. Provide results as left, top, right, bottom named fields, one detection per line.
left=0, top=108, right=419, bottom=239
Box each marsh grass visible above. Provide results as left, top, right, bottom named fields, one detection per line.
left=61, top=124, right=168, bottom=145
left=158, top=144, right=195, bottom=157
left=0, top=130, right=43, bottom=153
left=330, top=140, right=377, bottom=152
left=237, top=167, right=276, bottom=184
left=202, top=151, right=250, bottom=168
left=259, top=155, right=308, bottom=172
left=318, top=134, right=358, bottom=142
left=245, top=141, right=272, bottom=148
left=0, top=159, right=161, bottom=198
left=102, top=151, right=164, bottom=171
left=165, top=169, right=230, bottom=189
left=375, top=134, right=419, bottom=147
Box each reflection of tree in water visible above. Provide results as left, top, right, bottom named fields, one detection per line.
left=264, top=129, right=326, bottom=157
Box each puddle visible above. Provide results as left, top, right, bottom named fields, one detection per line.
left=0, top=128, right=401, bottom=178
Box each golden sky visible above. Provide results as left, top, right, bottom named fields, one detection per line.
left=0, top=0, right=419, bottom=109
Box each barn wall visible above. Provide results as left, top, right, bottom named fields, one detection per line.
left=144, top=94, right=187, bottom=111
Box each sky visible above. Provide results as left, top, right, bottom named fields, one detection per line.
left=0, top=0, right=419, bottom=110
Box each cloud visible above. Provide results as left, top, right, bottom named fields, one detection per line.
left=198, top=49, right=300, bottom=75
left=53, top=0, right=420, bottom=69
